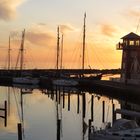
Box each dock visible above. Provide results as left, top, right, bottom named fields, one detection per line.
left=84, top=80, right=140, bottom=104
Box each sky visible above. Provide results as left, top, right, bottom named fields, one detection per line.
left=0, top=0, right=140, bottom=69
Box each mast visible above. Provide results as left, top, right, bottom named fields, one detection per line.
left=20, top=29, right=25, bottom=71
left=82, top=13, right=86, bottom=70
left=8, top=36, right=11, bottom=70
left=56, top=26, right=60, bottom=70
left=60, top=34, right=63, bottom=69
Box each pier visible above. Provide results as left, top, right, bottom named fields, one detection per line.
left=0, top=68, right=120, bottom=77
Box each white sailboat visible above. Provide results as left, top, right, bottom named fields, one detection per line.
left=90, top=118, right=140, bottom=140
left=13, top=29, right=39, bottom=85
left=90, top=109, right=140, bottom=140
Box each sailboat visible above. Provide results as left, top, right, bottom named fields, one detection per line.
left=52, top=26, right=79, bottom=86
left=13, top=29, right=39, bottom=85
left=70, top=13, right=102, bottom=86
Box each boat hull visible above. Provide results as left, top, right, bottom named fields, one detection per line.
left=13, top=77, right=39, bottom=85
left=53, top=79, right=78, bottom=86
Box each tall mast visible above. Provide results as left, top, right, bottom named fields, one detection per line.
left=20, top=29, right=25, bottom=71
left=60, top=34, right=63, bottom=69
left=56, top=26, right=60, bottom=70
left=82, top=13, right=86, bottom=70
left=8, top=36, right=11, bottom=70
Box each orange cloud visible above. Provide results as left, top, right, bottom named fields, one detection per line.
left=59, top=24, right=76, bottom=34
left=26, top=31, right=55, bottom=47
left=100, top=24, right=118, bottom=37
left=0, top=0, right=26, bottom=21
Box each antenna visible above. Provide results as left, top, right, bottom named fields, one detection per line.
left=136, top=18, right=140, bottom=33
left=56, top=26, right=60, bottom=70
left=82, top=12, right=86, bottom=70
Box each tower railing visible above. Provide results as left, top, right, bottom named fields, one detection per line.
left=116, top=42, right=124, bottom=50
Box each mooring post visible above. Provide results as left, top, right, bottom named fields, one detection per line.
left=17, top=123, right=22, bottom=140
left=82, top=93, right=86, bottom=118
left=91, top=95, right=94, bottom=121
left=4, top=100, right=7, bottom=127
left=58, top=88, right=61, bottom=104
left=88, top=119, right=92, bottom=140
left=56, top=87, right=58, bottom=102
left=63, top=91, right=65, bottom=109
left=112, top=103, right=116, bottom=124
left=77, top=93, right=80, bottom=114
left=57, top=119, right=61, bottom=140
left=102, top=101, right=105, bottom=123
left=68, top=92, right=70, bottom=111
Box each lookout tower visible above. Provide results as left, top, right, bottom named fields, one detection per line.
left=117, top=32, right=140, bottom=84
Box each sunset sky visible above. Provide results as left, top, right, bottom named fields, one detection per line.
left=0, top=0, right=140, bottom=69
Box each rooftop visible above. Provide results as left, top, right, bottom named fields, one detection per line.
left=121, top=32, right=140, bottom=39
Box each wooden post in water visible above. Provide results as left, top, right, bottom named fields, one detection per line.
left=4, top=100, right=7, bottom=127
left=77, top=93, right=80, bottom=114
left=102, top=101, right=105, bottom=123
left=56, top=87, right=58, bottom=102
left=58, top=88, right=61, bottom=104
left=0, top=100, right=7, bottom=127
left=68, top=92, right=70, bottom=111
left=88, top=119, right=92, bottom=140
left=57, top=119, right=61, bottom=140
left=63, top=91, right=65, bottom=109
left=82, top=93, right=86, bottom=118
left=17, top=123, right=22, bottom=140
left=112, top=103, right=116, bottom=124
left=91, top=95, right=94, bottom=121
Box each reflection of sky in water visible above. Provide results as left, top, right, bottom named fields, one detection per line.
left=0, top=86, right=121, bottom=140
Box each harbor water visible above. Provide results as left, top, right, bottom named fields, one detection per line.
left=0, top=84, right=138, bottom=140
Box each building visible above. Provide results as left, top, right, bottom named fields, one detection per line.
left=117, top=32, right=140, bottom=84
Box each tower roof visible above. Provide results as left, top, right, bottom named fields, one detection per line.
left=121, top=32, right=140, bottom=39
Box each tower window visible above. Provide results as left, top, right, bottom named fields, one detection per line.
left=136, top=40, right=140, bottom=46
left=129, top=40, right=134, bottom=46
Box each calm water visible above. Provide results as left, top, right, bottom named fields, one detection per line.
left=0, top=85, right=138, bottom=140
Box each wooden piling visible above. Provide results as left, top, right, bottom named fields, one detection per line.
left=102, top=101, right=105, bottom=123
left=88, top=119, right=92, bottom=140
left=58, top=88, right=61, bottom=104
left=77, top=93, right=80, bottom=114
left=63, top=92, right=65, bottom=108
left=82, top=93, right=86, bottom=118
left=4, top=101, right=7, bottom=127
left=112, top=103, right=116, bottom=124
left=56, top=88, right=58, bottom=102
left=91, top=95, right=94, bottom=121
left=68, top=93, right=70, bottom=111
left=18, top=123, right=22, bottom=140
left=57, top=119, right=61, bottom=140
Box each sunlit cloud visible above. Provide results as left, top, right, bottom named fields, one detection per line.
left=100, top=23, right=118, bottom=37
left=0, top=0, right=26, bottom=21
left=26, top=31, right=55, bottom=47
left=59, top=24, right=77, bottom=34
left=126, top=6, right=140, bottom=17
left=25, top=23, right=56, bottom=47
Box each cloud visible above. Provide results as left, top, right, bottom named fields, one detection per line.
left=25, top=24, right=56, bottom=47
left=100, top=24, right=118, bottom=37
left=126, top=6, right=140, bottom=17
left=0, top=0, right=26, bottom=21
left=26, top=31, right=55, bottom=47
left=59, top=24, right=76, bottom=34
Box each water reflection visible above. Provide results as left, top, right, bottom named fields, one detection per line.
left=0, top=85, right=140, bottom=140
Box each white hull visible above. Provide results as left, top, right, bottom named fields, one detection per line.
left=53, top=79, right=78, bottom=86
left=90, top=132, right=140, bottom=140
left=90, top=119, right=140, bottom=140
left=13, top=77, right=39, bottom=85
